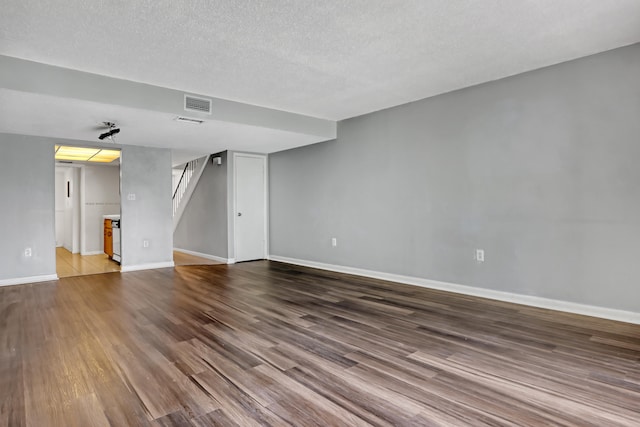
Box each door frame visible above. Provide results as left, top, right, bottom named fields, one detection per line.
left=232, top=152, right=268, bottom=262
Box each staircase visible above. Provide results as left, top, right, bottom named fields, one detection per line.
left=172, top=155, right=210, bottom=231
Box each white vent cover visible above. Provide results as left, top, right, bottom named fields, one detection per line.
left=184, top=95, right=212, bottom=114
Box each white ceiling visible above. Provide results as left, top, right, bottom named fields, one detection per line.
left=0, top=89, right=323, bottom=165
left=1, top=1, right=640, bottom=157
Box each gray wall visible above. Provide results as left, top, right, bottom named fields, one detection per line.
left=0, top=134, right=56, bottom=280
left=269, top=43, right=640, bottom=313
left=84, top=164, right=120, bottom=253
left=174, top=152, right=229, bottom=258
left=121, top=145, right=174, bottom=267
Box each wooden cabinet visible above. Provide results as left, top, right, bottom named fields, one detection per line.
left=104, top=219, right=113, bottom=257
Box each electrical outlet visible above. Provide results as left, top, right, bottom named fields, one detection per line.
left=127, top=193, right=136, bottom=201
left=476, top=249, right=485, bottom=262
left=143, top=239, right=150, bottom=248
left=331, top=237, right=337, bottom=247
left=24, top=247, right=32, bottom=258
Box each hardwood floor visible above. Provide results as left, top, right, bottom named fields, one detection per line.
left=57, top=249, right=220, bottom=278
left=173, top=251, right=224, bottom=267
left=1, top=261, right=639, bottom=426
left=56, top=247, right=120, bottom=278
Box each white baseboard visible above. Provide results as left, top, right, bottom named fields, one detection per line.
left=81, top=250, right=104, bottom=256
left=0, top=274, right=58, bottom=287
left=121, top=261, right=175, bottom=273
left=174, top=248, right=233, bottom=264
left=269, top=255, right=640, bottom=325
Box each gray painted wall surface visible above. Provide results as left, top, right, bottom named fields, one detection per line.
left=174, top=152, right=229, bottom=258
left=269, top=43, right=640, bottom=312
left=84, top=165, right=120, bottom=253
left=0, top=134, right=56, bottom=279
left=120, top=145, right=173, bottom=267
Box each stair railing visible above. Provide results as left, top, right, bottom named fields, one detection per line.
left=172, top=159, right=197, bottom=217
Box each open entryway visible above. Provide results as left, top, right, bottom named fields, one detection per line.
left=54, top=145, right=122, bottom=278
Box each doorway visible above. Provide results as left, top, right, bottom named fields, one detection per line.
left=234, top=153, right=267, bottom=262
left=54, top=146, right=122, bottom=277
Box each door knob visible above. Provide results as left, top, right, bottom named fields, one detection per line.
left=237, top=212, right=242, bottom=216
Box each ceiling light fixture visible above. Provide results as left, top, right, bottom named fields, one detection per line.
left=98, top=121, right=121, bottom=141
left=54, top=145, right=121, bottom=163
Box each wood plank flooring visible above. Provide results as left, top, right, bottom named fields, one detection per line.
left=1, top=261, right=639, bottom=426
left=173, top=252, right=223, bottom=267
left=56, top=247, right=120, bottom=278
left=57, top=249, right=220, bottom=278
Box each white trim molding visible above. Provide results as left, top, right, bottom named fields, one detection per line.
left=269, top=255, right=640, bottom=325
left=120, top=261, right=175, bottom=273
left=0, top=274, right=59, bottom=287
left=81, top=250, right=105, bottom=256
left=173, top=154, right=211, bottom=233
left=173, top=248, right=232, bottom=264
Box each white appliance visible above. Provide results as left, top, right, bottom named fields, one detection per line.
left=112, top=219, right=121, bottom=263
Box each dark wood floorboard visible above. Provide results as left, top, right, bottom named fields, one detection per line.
left=1, top=261, right=639, bottom=426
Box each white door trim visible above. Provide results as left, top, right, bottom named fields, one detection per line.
left=233, top=152, right=268, bottom=262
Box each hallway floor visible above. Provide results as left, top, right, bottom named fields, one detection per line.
left=56, top=247, right=120, bottom=278
left=56, top=248, right=222, bottom=278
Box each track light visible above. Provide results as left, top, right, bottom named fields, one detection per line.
left=99, top=128, right=120, bottom=140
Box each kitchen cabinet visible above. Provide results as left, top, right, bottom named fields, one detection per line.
left=104, top=219, right=113, bottom=257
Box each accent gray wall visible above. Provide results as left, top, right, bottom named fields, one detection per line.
left=120, top=145, right=173, bottom=267
left=84, top=164, right=120, bottom=254
left=174, top=152, right=229, bottom=259
left=0, top=134, right=56, bottom=280
left=269, top=43, right=640, bottom=313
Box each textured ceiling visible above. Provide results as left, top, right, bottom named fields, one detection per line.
left=2, top=1, right=639, bottom=121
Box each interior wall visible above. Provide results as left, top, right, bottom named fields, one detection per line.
left=269, top=43, right=640, bottom=313
left=70, top=167, right=81, bottom=253
left=174, top=152, right=229, bottom=259
left=120, top=145, right=173, bottom=268
left=83, top=164, right=120, bottom=254
left=54, top=168, right=65, bottom=247
left=62, top=167, right=82, bottom=253
left=0, top=133, right=56, bottom=281
left=62, top=167, right=73, bottom=251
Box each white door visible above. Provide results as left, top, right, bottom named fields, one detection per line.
left=234, top=154, right=267, bottom=262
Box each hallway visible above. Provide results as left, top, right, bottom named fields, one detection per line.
left=56, top=247, right=120, bottom=278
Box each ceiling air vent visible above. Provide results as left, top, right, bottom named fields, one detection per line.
left=175, top=116, right=204, bottom=125
left=184, top=95, right=212, bottom=114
